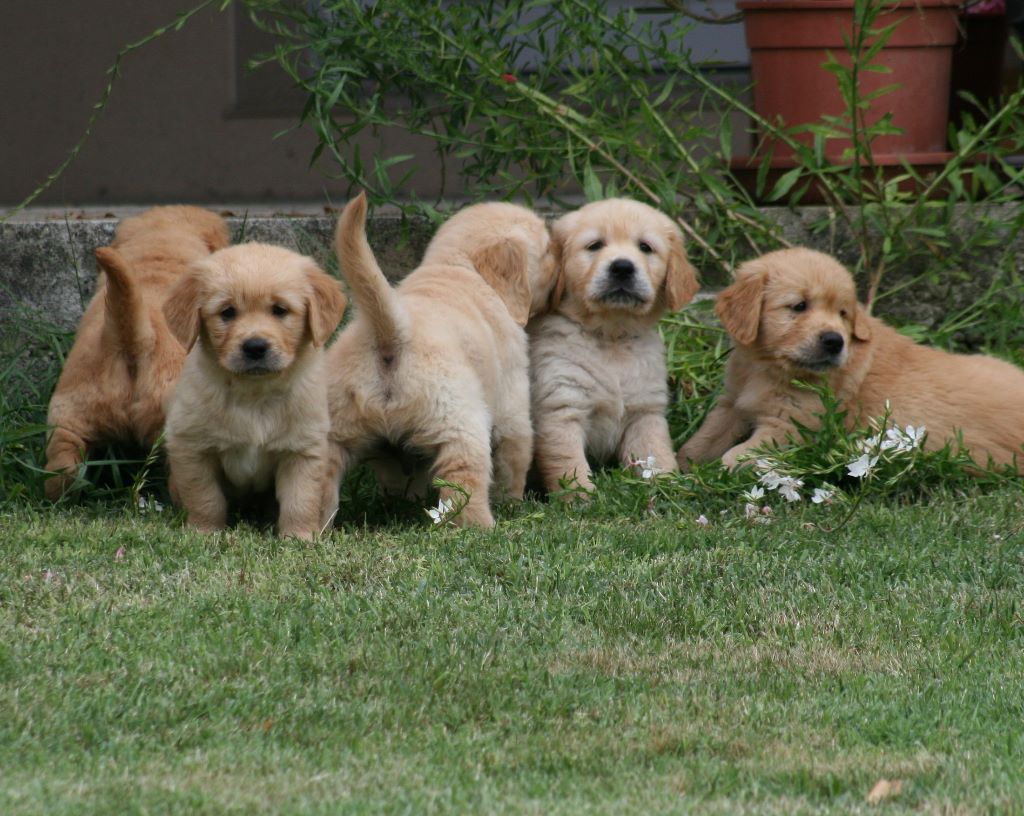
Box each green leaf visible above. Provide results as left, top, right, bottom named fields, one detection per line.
left=582, top=161, right=603, bottom=202
left=766, top=166, right=803, bottom=202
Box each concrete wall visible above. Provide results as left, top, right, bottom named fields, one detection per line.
left=0, top=1, right=750, bottom=209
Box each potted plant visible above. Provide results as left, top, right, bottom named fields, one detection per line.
left=733, top=0, right=962, bottom=198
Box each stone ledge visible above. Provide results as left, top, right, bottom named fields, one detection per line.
left=2, top=202, right=1020, bottom=339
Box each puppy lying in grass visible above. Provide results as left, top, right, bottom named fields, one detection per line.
left=528, top=198, right=699, bottom=496
left=326, top=192, right=552, bottom=529
left=44, top=206, right=229, bottom=499
left=162, top=243, right=346, bottom=540
left=679, top=247, right=1024, bottom=470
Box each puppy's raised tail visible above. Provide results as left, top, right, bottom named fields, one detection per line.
left=335, top=192, right=409, bottom=354
left=96, top=246, right=157, bottom=379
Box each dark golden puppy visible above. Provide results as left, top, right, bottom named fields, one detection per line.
left=44, top=206, right=229, bottom=499
left=679, top=247, right=1024, bottom=470
left=163, top=243, right=346, bottom=540
left=528, top=198, right=699, bottom=495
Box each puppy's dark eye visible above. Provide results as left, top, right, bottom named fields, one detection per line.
left=220, top=306, right=237, bottom=321
left=271, top=304, right=289, bottom=318
left=791, top=301, right=807, bottom=313
left=638, top=241, right=653, bottom=254
left=585, top=240, right=605, bottom=252
left=840, top=309, right=848, bottom=318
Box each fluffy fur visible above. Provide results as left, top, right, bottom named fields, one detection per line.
left=162, top=243, right=346, bottom=540
left=325, top=192, right=552, bottom=528
left=679, top=247, right=1024, bottom=470
left=528, top=198, right=699, bottom=494
left=44, top=206, right=229, bottom=499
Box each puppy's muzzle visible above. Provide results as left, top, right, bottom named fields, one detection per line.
left=819, top=331, right=844, bottom=357
left=609, top=259, right=635, bottom=280
left=796, top=331, right=846, bottom=371
left=597, top=258, right=647, bottom=306
left=242, top=337, right=270, bottom=361
left=234, top=336, right=280, bottom=374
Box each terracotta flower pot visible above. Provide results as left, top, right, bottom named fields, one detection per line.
left=738, top=0, right=961, bottom=161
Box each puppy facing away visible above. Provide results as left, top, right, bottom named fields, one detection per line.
left=162, top=244, right=346, bottom=540
left=44, top=206, right=230, bottom=499
left=678, top=247, right=1024, bottom=470
left=325, top=192, right=552, bottom=529
left=528, top=198, right=700, bottom=495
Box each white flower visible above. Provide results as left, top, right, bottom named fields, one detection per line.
left=860, top=434, right=881, bottom=453
left=758, top=469, right=786, bottom=490
left=637, top=455, right=658, bottom=480
left=695, top=514, right=710, bottom=527
left=137, top=496, right=164, bottom=512
left=744, top=502, right=760, bottom=519
left=811, top=487, right=834, bottom=504
left=904, top=425, right=926, bottom=448
left=777, top=478, right=803, bottom=502
left=744, top=485, right=765, bottom=502
left=846, top=453, right=879, bottom=478
left=426, top=497, right=455, bottom=525
left=758, top=471, right=802, bottom=501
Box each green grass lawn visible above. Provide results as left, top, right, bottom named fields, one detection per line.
left=3, top=482, right=1023, bottom=814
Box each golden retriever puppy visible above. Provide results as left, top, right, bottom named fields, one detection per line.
left=528, top=198, right=699, bottom=495
left=679, top=247, right=1024, bottom=470
left=44, top=206, right=229, bottom=499
left=325, top=192, right=551, bottom=529
left=162, top=243, right=346, bottom=540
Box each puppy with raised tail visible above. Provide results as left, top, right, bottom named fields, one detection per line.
left=678, top=247, right=1024, bottom=470
left=162, top=244, right=346, bottom=540
left=325, top=192, right=551, bottom=529
left=44, top=206, right=229, bottom=499
left=528, top=198, right=699, bottom=495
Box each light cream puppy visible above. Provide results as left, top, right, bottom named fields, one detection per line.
left=528, top=198, right=699, bottom=495
left=163, top=243, right=346, bottom=540
left=679, top=247, right=1024, bottom=469
left=326, top=193, right=552, bottom=529
left=44, top=206, right=229, bottom=499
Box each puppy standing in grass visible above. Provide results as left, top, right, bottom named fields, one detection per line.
left=44, top=206, right=229, bottom=499
left=326, top=192, right=552, bottom=529
left=678, top=247, right=1024, bottom=469
left=162, top=244, right=346, bottom=540
left=528, top=198, right=700, bottom=495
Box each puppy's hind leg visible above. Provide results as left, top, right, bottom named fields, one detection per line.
left=492, top=395, right=532, bottom=502
left=44, top=425, right=89, bottom=500
left=430, top=420, right=495, bottom=529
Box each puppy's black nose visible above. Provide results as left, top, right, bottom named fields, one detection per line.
left=609, top=259, right=635, bottom=279
left=242, top=337, right=270, bottom=360
left=820, top=331, right=844, bottom=356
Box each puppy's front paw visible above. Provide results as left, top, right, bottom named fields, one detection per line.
left=279, top=524, right=318, bottom=542
left=720, top=447, right=755, bottom=471
left=186, top=519, right=226, bottom=534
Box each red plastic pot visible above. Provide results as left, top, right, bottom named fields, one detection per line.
left=739, top=0, right=960, bottom=160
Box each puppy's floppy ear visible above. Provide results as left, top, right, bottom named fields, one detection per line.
left=305, top=262, right=348, bottom=346
left=197, top=213, right=231, bottom=253
left=162, top=265, right=205, bottom=350
left=715, top=267, right=765, bottom=346
left=852, top=303, right=872, bottom=342
left=542, top=230, right=567, bottom=313
left=664, top=228, right=700, bottom=311
left=470, top=240, right=531, bottom=327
